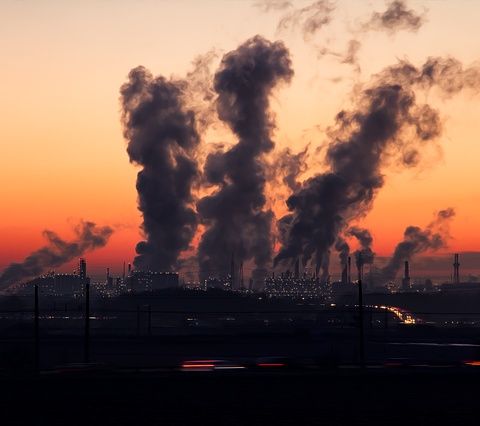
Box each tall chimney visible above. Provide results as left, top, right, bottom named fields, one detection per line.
left=294, top=258, right=300, bottom=279
left=453, top=253, right=460, bottom=284
left=404, top=260, right=410, bottom=279
left=402, top=260, right=411, bottom=291
left=230, top=252, right=235, bottom=289
left=357, top=252, right=364, bottom=282
left=240, top=261, right=244, bottom=289
left=347, top=256, right=352, bottom=284
left=341, top=263, right=348, bottom=284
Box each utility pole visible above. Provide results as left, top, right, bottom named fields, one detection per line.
left=84, top=281, right=90, bottom=363
left=136, top=305, right=141, bottom=337
left=147, top=305, right=152, bottom=336
left=357, top=253, right=365, bottom=368
left=34, top=285, right=39, bottom=373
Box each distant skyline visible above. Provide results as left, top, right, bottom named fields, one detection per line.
left=1, top=0, right=480, bottom=279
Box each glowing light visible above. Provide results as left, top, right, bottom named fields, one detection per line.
left=257, top=363, right=286, bottom=368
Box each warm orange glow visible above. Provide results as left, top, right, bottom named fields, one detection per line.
left=1, top=1, right=479, bottom=279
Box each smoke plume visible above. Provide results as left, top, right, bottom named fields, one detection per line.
left=275, top=56, right=479, bottom=275
left=254, top=0, right=292, bottom=12
left=318, top=39, right=362, bottom=71
left=348, top=226, right=375, bottom=268
left=277, top=0, right=335, bottom=40
left=120, top=66, right=200, bottom=272
left=197, top=36, right=293, bottom=280
left=273, top=145, right=309, bottom=192
left=184, top=50, right=219, bottom=133
left=341, top=40, right=362, bottom=66
left=381, top=208, right=455, bottom=281
left=0, top=221, right=113, bottom=290
left=363, top=0, right=425, bottom=34
left=335, top=237, right=350, bottom=270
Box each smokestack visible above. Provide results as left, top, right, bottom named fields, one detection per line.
left=240, top=261, right=244, bottom=289
left=453, top=253, right=460, bottom=284
left=294, top=258, right=300, bottom=279
left=357, top=252, right=364, bottom=282
left=79, top=258, right=87, bottom=280
left=402, top=260, right=411, bottom=291
left=230, top=252, right=235, bottom=289
left=122, top=261, right=126, bottom=281
left=128, top=263, right=131, bottom=275
left=341, top=263, right=348, bottom=284
left=381, top=208, right=455, bottom=282
left=348, top=256, right=352, bottom=284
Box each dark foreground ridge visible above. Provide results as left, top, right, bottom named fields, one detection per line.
left=0, top=369, right=478, bottom=426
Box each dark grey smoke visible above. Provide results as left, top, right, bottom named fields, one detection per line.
left=120, top=66, right=200, bottom=272
left=372, top=57, right=480, bottom=97
left=0, top=221, right=113, bottom=290
left=381, top=208, right=455, bottom=281
left=335, top=237, right=350, bottom=270
left=277, top=0, right=335, bottom=40
left=197, top=36, right=293, bottom=280
left=363, top=0, right=425, bottom=34
left=318, top=39, right=362, bottom=71
left=348, top=226, right=375, bottom=267
left=418, top=57, right=480, bottom=96
left=275, top=56, right=479, bottom=274
left=274, top=145, right=309, bottom=192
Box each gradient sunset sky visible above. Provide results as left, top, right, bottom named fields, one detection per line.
left=1, top=0, right=479, bottom=279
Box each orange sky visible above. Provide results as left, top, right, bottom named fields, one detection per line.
left=1, top=1, right=479, bottom=278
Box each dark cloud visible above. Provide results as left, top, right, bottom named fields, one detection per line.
left=277, top=0, right=335, bottom=40
left=380, top=208, right=455, bottom=281
left=275, top=56, right=479, bottom=275
left=363, top=0, right=425, bottom=34
left=120, top=66, right=200, bottom=272
left=197, top=36, right=293, bottom=280
left=0, top=221, right=113, bottom=290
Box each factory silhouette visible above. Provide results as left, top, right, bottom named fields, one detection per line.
left=3, top=2, right=480, bottom=425
left=14, top=251, right=478, bottom=303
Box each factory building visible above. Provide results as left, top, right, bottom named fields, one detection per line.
left=204, top=276, right=232, bottom=291
left=264, top=270, right=323, bottom=300
left=20, top=258, right=90, bottom=297
left=441, top=253, right=480, bottom=292
left=128, top=270, right=179, bottom=292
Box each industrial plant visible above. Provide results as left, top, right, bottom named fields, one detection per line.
left=9, top=251, right=479, bottom=304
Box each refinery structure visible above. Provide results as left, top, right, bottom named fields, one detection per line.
left=11, top=252, right=480, bottom=301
